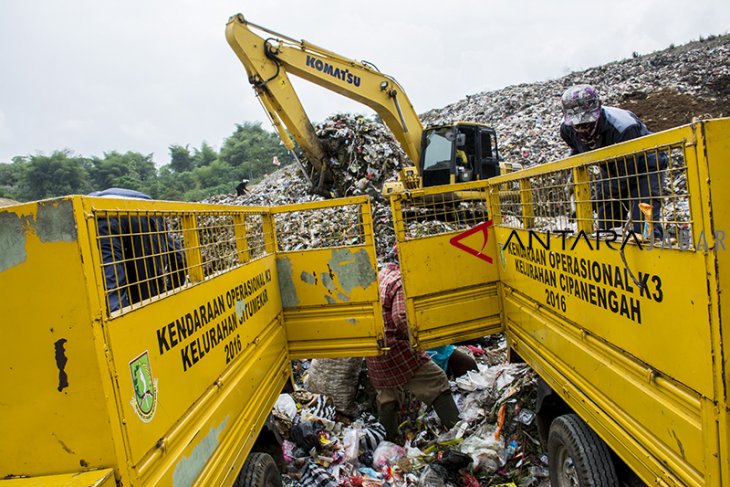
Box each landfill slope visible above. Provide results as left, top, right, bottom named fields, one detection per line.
left=203, top=35, right=729, bottom=486
left=421, top=34, right=730, bottom=167
left=210, top=34, right=729, bottom=208
left=207, top=35, right=729, bottom=260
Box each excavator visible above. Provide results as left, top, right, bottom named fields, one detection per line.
left=225, top=14, right=503, bottom=197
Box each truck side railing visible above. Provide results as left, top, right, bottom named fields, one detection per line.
left=485, top=119, right=730, bottom=486
left=90, top=201, right=274, bottom=317
left=490, top=137, right=692, bottom=249
left=388, top=181, right=503, bottom=349
left=0, top=195, right=382, bottom=486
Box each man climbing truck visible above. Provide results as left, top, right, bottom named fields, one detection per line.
left=224, top=14, right=502, bottom=196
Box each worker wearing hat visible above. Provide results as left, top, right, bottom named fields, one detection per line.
left=559, top=84, right=665, bottom=238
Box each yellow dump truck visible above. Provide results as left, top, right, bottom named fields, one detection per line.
left=2, top=119, right=728, bottom=486
left=388, top=118, right=730, bottom=485
left=0, top=195, right=384, bottom=486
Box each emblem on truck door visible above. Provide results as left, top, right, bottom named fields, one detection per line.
left=129, top=351, right=158, bottom=422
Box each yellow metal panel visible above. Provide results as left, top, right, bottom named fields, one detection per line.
left=700, top=118, right=730, bottom=485
left=0, top=468, right=115, bottom=487
left=0, top=199, right=120, bottom=479
left=1, top=194, right=386, bottom=486
left=504, top=293, right=703, bottom=486
left=489, top=120, right=730, bottom=485
left=571, top=166, right=593, bottom=234
left=272, top=197, right=384, bottom=359
left=278, top=246, right=382, bottom=358
left=496, top=227, right=713, bottom=396
left=399, top=234, right=502, bottom=348
left=182, top=214, right=204, bottom=282
left=390, top=181, right=503, bottom=350
left=136, top=323, right=290, bottom=486
left=105, top=257, right=282, bottom=467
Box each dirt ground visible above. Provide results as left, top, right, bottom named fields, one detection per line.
left=618, top=77, right=730, bottom=132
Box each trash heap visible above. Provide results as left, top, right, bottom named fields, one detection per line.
left=309, top=113, right=412, bottom=201
left=201, top=35, right=730, bottom=485
left=205, top=114, right=406, bottom=258
left=421, top=36, right=730, bottom=169
left=272, top=338, right=548, bottom=487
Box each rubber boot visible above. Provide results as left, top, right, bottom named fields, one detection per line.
left=447, top=349, right=479, bottom=379
left=378, top=402, right=400, bottom=442
left=432, top=391, right=460, bottom=430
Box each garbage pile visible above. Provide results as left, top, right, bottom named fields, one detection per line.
left=206, top=114, right=405, bottom=257
left=207, top=37, right=730, bottom=254
left=273, top=339, right=548, bottom=487
left=308, top=113, right=412, bottom=201
left=201, top=36, right=730, bottom=485
left=421, top=36, right=730, bottom=169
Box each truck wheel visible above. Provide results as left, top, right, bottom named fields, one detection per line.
left=236, top=452, right=282, bottom=487
left=548, top=414, right=618, bottom=487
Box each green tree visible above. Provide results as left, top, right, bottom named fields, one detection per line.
left=0, top=159, right=27, bottom=199
left=193, top=142, right=218, bottom=167
left=16, top=151, right=93, bottom=200
left=89, top=151, right=157, bottom=192
left=169, top=144, right=194, bottom=173
left=192, top=159, right=233, bottom=189
left=219, top=122, right=289, bottom=181
left=157, top=165, right=196, bottom=201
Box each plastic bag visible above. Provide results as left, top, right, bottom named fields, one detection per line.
left=371, top=441, right=405, bottom=469
left=343, top=425, right=360, bottom=464
left=418, top=465, right=448, bottom=486
left=455, top=364, right=498, bottom=392
left=459, top=428, right=501, bottom=473
left=305, top=357, right=363, bottom=415
left=274, top=393, right=297, bottom=421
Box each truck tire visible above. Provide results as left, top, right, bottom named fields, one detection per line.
left=548, top=414, right=618, bottom=487
left=236, top=452, right=282, bottom=487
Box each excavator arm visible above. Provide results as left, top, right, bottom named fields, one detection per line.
left=225, top=14, right=424, bottom=182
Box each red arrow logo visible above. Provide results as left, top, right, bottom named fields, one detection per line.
left=449, top=220, right=494, bottom=264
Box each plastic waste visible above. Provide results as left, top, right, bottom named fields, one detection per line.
left=281, top=439, right=295, bottom=463
left=459, top=428, right=502, bottom=473
left=437, top=449, right=472, bottom=472
left=343, top=425, right=360, bottom=464
left=455, top=364, right=498, bottom=392
left=274, top=393, right=297, bottom=421
left=418, top=465, right=448, bottom=486
left=371, top=441, right=405, bottom=469
left=514, top=408, right=535, bottom=425
left=290, top=420, right=323, bottom=451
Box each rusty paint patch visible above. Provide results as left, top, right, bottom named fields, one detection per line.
left=0, top=212, right=26, bottom=272
left=173, top=418, right=228, bottom=487
left=36, top=200, right=77, bottom=243
left=320, top=271, right=335, bottom=291
left=277, top=257, right=300, bottom=308
left=327, top=249, right=377, bottom=293
left=346, top=318, right=359, bottom=325
left=336, top=292, right=350, bottom=302
left=55, top=338, right=69, bottom=392
left=300, top=270, right=317, bottom=285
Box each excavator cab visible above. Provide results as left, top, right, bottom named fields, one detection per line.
left=420, top=123, right=500, bottom=187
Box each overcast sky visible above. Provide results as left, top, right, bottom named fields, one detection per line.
left=1, top=1, right=728, bottom=165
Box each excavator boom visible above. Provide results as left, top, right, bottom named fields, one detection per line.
left=225, top=14, right=423, bottom=177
